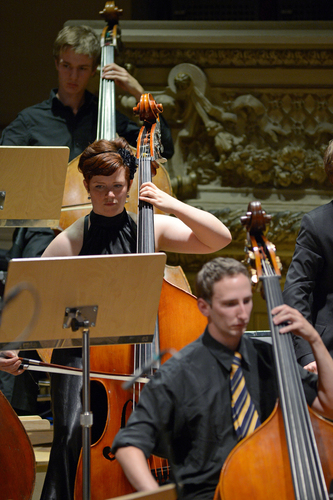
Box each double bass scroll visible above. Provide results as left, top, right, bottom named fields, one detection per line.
left=133, top=93, right=166, bottom=255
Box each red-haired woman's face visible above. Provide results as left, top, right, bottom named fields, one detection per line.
left=84, top=168, right=131, bottom=217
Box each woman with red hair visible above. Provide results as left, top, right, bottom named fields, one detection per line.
left=1, top=136, right=232, bottom=500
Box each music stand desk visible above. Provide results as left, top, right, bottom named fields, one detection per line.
left=0, top=146, right=69, bottom=227
left=0, top=253, right=166, bottom=350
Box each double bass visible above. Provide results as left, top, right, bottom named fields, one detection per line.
left=59, top=1, right=172, bottom=231
left=0, top=390, right=36, bottom=500
left=58, top=1, right=121, bottom=231
left=215, top=201, right=333, bottom=500
left=73, top=95, right=207, bottom=499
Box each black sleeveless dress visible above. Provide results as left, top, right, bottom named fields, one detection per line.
left=79, top=209, right=137, bottom=256
left=41, top=210, right=137, bottom=500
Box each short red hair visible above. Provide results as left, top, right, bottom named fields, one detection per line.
left=78, top=138, right=134, bottom=188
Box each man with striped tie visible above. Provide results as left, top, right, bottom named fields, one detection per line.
left=112, top=257, right=333, bottom=500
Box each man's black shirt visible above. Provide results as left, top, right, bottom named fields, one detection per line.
left=0, top=89, right=174, bottom=161
left=112, top=328, right=318, bottom=500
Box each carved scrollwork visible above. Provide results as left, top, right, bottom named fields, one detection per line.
left=162, top=67, right=333, bottom=188
left=117, top=61, right=333, bottom=190
left=219, top=143, right=328, bottom=188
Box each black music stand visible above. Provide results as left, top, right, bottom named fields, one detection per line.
left=0, top=146, right=69, bottom=227
left=0, top=252, right=166, bottom=500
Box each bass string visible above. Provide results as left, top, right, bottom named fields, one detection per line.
left=262, top=260, right=328, bottom=499
left=97, top=32, right=116, bottom=140
left=137, top=154, right=155, bottom=255
left=135, top=129, right=158, bottom=392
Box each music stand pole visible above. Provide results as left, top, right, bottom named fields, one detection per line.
left=82, top=323, right=92, bottom=500
left=68, top=311, right=93, bottom=500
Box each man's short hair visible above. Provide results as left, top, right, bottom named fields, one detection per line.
left=53, top=25, right=100, bottom=69
left=323, top=140, right=333, bottom=185
left=196, top=257, right=250, bottom=305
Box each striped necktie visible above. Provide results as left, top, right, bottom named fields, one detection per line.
left=230, top=352, right=261, bottom=440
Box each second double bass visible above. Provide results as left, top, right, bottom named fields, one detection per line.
left=215, top=202, right=333, bottom=500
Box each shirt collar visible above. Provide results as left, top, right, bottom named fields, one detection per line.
left=202, top=327, right=253, bottom=371
left=50, top=88, right=95, bottom=112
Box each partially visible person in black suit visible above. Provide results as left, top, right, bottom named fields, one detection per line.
left=283, top=140, right=333, bottom=374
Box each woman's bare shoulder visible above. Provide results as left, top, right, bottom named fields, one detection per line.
left=43, top=216, right=86, bottom=257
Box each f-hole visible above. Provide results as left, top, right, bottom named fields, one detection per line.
left=90, top=380, right=108, bottom=445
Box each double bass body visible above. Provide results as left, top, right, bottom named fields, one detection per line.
left=74, top=279, right=208, bottom=500
left=0, top=391, right=36, bottom=500
left=219, top=403, right=333, bottom=500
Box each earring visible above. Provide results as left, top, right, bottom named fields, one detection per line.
left=88, top=195, right=91, bottom=200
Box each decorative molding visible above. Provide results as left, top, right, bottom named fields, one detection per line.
left=123, top=48, right=333, bottom=68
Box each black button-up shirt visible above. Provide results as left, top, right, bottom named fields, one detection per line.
left=0, top=89, right=174, bottom=161
left=112, top=328, right=318, bottom=500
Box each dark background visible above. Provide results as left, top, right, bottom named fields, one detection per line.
left=131, top=0, right=333, bottom=21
